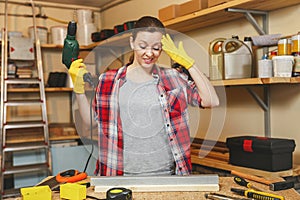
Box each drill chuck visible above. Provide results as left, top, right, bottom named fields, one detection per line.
left=67, top=21, right=77, bottom=37
left=62, top=21, right=79, bottom=69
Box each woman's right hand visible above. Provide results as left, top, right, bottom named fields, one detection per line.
left=68, top=59, right=87, bottom=94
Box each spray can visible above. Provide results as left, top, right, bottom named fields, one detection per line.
left=244, top=36, right=253, bottom=53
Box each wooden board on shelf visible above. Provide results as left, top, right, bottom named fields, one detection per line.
left=163, top=0, right=300, bottom=32
left=42, top=32, right=132, bottom=50
left=41, top=44, right=63, bottom=49
left=290, top=77, right=300, bottom=83
left=85, top=32, right=131, bottom=49
left=261, top=77, right=292, bottom=84
left=7, top=87, right=73, bottom=93
left=211, top=77, right=300, bottom=86
left=211, top=78, right=262, bottom=86
left=5, top=123, right=79, bottom=144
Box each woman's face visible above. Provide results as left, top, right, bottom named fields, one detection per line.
left=130, top=31, right=163, bottom=69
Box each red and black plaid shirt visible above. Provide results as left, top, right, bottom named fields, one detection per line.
left=93, top=65, right=202, bottom=176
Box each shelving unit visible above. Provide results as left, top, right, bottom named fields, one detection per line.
left=37, top=0, right=300, bottom=138
left=211, top=77, right=300, bottom=86
left=163, top=0, right=300, bottom=32
left=41, top=32, right=132, bottom=50
left=35, top=0, right=130, bottom=10
left=161, top=0, right=300, bottom=137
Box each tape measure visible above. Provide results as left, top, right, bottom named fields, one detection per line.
left=106, top=187, right=132, bottom=200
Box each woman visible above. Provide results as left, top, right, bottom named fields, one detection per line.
left=69, top=16, right=219, bottom=176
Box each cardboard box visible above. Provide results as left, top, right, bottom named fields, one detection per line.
left=179, top=0, right=208, bottom=16
left=9, top=37, right=35, bottom=60
left=158, top=4, right=180, bottom=22
left=226, top=136, right=296, bottom=172
left=208, top=0, right=232, bottom=7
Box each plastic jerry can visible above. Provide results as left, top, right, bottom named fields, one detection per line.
left=209, top=38, right=226, bottom=80
left=222, top=38, right=253, bottom=79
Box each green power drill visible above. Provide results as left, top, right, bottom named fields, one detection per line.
left=62, top=21, right=94, bottom=87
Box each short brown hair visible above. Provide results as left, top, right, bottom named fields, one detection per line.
left=132, top=16, right=165, bottom=41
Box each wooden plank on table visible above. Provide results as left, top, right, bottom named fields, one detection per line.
left=91, top=175, right=219, bottom=192
left=191, top=138, right=229, bottom=162
left=191, top=155, right=293, bottom=178
left=191, top=142, right=229, bottom=154
left=191, top=149, right=229, bottom=162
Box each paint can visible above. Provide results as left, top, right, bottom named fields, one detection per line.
left=50, top=26, right=67, bottom=45
left=28, top=26, right=48, bottom=44
left=291, top=33, right=300, bottom=54
left=272, top=55, right=294, bottom=77
left=277, top=38, right=291, bottom=56
left=76, top=9, right=93, bottom=25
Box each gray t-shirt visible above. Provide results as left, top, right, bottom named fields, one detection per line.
left=119, top=78, right=175, bottom=176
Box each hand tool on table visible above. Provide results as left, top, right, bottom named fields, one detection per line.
left=231, top=170, right=294, bottom=191
left=205, top=192, right=253, bottom=200
left=231, top=188, right=284, bottom=200
left=36, top=169, right=87, bottom=190
left=106, top=187, right=133, bottom=200
left=234, top=176, right=264, bottom=192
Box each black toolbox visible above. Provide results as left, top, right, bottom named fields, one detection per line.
left=226, top=136, right=296, bottom=171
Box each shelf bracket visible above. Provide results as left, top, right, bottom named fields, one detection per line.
left=246, top=85, right=270, bottom=137
left=226, top=8, right=269, bottom=35
left=226, top=8, right=269, bottom=54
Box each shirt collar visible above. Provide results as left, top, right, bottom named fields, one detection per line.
left=118, top=64, right=161, bottom=83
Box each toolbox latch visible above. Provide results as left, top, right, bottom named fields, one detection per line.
left=243, top=140, right=253, bottom=152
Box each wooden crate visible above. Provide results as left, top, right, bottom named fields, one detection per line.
left=158, top=4, right=180, bottom=22
left=179, top=0, right=208, bottom=16
left=208, top=0, right=232, bottom=7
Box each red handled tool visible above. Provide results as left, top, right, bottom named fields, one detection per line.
left=56, top=169, right=87, bottom=183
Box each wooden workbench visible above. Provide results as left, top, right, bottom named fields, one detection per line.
left=6, top=176, right=300, bottom=200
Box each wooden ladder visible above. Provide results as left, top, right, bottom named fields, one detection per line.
left=0, top=0, right=51, bottom=198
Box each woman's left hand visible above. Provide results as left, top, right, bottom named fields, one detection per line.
left=161, top=34, right=194, bottom=70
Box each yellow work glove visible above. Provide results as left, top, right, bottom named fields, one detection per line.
left=68, top=59, right=87, bottom=94
left=161, top=34, right=195, bottom=70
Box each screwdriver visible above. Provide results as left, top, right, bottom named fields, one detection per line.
left=231, top=188, right=285, bottom=200
left=234, top=176, right=263, bottom=191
